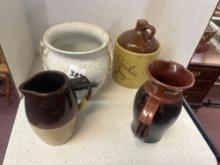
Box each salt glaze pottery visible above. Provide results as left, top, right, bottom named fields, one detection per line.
left=19, top=71, right=97, bottom=145
left=40, top=22, right=111, bottom=96
left=112, top=19, right=160, bottom=88
left=131, top=59, right=195, bottom=143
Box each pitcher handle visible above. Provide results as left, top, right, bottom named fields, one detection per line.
left=135, top=95, right=160, bottom=138
left=69, top=76, right=98, bottom=111
left=139, top=96, right=160, bottom=126
left=78, top=86, right=92, bottom=111
left=40, top=40, right=49, bottom=70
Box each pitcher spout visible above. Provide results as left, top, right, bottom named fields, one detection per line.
left=19, top=77, right=41, bottom=96
left=19, top=80, right=29, bottom=95
left=19, top=71, right=69, bottom=97
left=19, top=79, right=37, bottom=96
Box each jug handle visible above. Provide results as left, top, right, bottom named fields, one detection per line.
left=145, top=23, right=156, bottom=40
left=70, top=76, right=97, bottom=111
left=136, top=19, right=156, bottom=40
left=40, top=40, right=49, bottom=70
left=139, top=96, right=160, bottom=126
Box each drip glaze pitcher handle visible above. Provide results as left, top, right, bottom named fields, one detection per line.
left=70, top=76, right=98, bottom=111
left=139, top=96, right=160, bottom=125
left=135, top=95, right=160, bottom=138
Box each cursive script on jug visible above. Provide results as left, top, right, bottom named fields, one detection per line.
left=115, top=54, right=138, bottom=80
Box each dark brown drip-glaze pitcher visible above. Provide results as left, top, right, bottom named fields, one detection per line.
left=19, top=71, right=97, bottom=145
left=131, top=59, right=195, bottom=143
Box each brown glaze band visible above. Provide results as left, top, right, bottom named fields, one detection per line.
left=117, top=19, right=159, bottom=53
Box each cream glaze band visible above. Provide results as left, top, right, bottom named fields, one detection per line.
left=30, top=116, right=77, bottom=145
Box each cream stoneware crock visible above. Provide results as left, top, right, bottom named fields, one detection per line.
left=40, top=22, right=111, bottom=96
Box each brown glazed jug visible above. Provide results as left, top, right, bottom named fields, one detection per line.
left=131, top=59, right=195, bottom=143
left=19, top=71, right=97, bottom=145
left=113, top=19, right=160, bottom=88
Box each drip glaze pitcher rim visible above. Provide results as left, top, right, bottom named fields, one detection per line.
left=146, top=59, right=195, bottom=91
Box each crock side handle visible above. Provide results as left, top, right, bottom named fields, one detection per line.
left=107, top=38, right=113, bottom=72
left=139, top=96, right=160, bottom=126
left=40, top=40, right=49, bottom=70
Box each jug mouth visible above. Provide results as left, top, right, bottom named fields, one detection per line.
left=43, top=22, right=109, bottom=55
left=146, top=59, right=195, bottom=91
left=19, top=71, right=69, bottom=96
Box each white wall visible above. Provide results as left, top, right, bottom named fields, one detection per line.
left=0, top=0, right=35, bottom=89
left=26, top=0, right=218, bottom=67
left=154, top=0, right=218, bottom=66
left=0, top=0, right=217, bottom=89
left=26, top=0, right=154, bottom=53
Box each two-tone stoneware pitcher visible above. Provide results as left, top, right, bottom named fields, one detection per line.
left=19, top=71, right=97, bottom=145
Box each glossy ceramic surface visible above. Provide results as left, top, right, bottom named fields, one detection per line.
left=131, top=59, right=195, bottom=143
left=113, top=41, right=160, bottom=88
left=112, top=19, right=160, bottom=88
left=19, top=71, right=94, bottom=145
left=118, top=19, right=159, bottom=53
left=40, top=22, right=111, bottom=96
